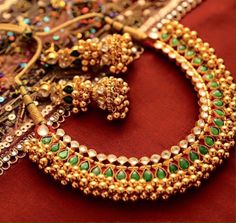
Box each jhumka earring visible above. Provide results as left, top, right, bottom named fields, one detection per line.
left=41, top=33, right=134, bottom=74
left=38, top=75, right=130, bottom=121
left=38, top=32, right=133, bottom=120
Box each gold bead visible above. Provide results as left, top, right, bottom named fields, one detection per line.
left=217, top=58, right=224, bottom=64
left=72, top=107, right=79, bottom=113
left=80, top=177, right=88, bottom=186
left=110, top=66, right=116, bottom=73
left=183, top=27, right=190, bottom=33
left=174, top=182, right=182, bottom=190
left=217, top=149, right=225, bottom=157
left=72, top=182, right=78, bottom=188
left=39, top=157, right=48, bottom=166
left=202, top=53, right=209, bottom=61
left=190, top=175, right=197, bottom=182
left=190, top=31, right=197, bottom=39
left=78, top=45, right=84, bottom=53
left=145, top=185, right=154, bottom=192
left=176, top=29, right=183, bottom=36
left=183, top=33, right=190, bottom=41
left=202, top=163, right=209, bottom=171
left=208, top=47, right=215, bottom=54
left=150, top=193, right=158, bottom=200
left=182, top=178, right=189, bottom=185
left=203, top=154, right=211, bottom=163
left=219, top=64, right=226, bottom=71
left=135, top=185, right=143, bottom=193
left=82, top=66, right=88, bottom=71
left=107, top=114, right=113, bottom=121
left=166, top=186, right=174, bottom=194
left=196, top=171, right=203, bottom=178
left=126, top=186, right=134, bottom=194
left=207, top=59, right=215, bottom=68
left=188, top=39, right=195, bottom=47
left=90, top=59, right=96, bottom=66
left=194, top=43, right=200, bottom=51
left=203, top=42, right=209, bottom=48
left=209, top=148, right=216, bottom=156
left=162, top=194, right=170, bottom=200
left=166, top=24, right=173, bottom=32
left=226, top=76, right=233, bottom=83
left=58, top=169, right=66, bottom=177
left=224, top=152, right=230, bottom=159
left=215, top=141, right=222, bottom=149
left=156, top=185, right=164, bottom=194
left=196, top=38, right=202, bottom=44
left=212, top=156, right=220, bottom=164
left=44, top=166, right=51, bottom=174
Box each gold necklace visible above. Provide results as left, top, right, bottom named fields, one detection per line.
left=0, top=14, right=234, bottom=201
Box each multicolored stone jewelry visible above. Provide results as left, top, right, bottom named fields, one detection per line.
left=3, top=15, right=233, bottom=201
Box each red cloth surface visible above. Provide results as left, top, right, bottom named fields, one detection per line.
left=0, top=0, right=235, bottom=222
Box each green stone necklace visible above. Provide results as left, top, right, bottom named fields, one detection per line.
left=1, top=14, right=234, bottom=201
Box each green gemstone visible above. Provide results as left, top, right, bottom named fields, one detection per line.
left=143, top=170, right=153, bottom=182
left=189, top=151, right=199, bottom=162
left=58, top=150, right=69, bottom=159
left=210, top=126, right=220, bottom=136
left=130, top=171, right=140, bottom=181
left=210, top=81, right=219, bottom=88
left=213, top=100, right=223, bottom=107
left=179, top=158, right=189, bottom=170
left=199, top=145, right=208, bottom=155
left=200, top=65, right=208, bottom=72
left=51, top=143, right=60, bottom=152
left=169, top=164, right=178, bottom=173
left=104, top=168, right=113, bottom=177
left=156, top=168, right=166, bottom=179
left=116, top=170, right=126, bottom=180
left=70, top=50, right=80, bottom=57
left=63, top=85, right=73, bottom=94
left=204, top=73, right=214, bottom=80
left=91, top=166, right=101, bottom=176
left=214, top=109, right=225, bottom=117
left=171, top=38, right=179, bottom=46
left=213, top=118, right=224, bottom=127
left=42, top=136, right=52, bottom=144
left=178, top=45, right=187, bottom=51
left=69, top=155, right=78, bottom=165
left=63, top=95, right=73, bottom=104
left=204, top=136, right=215, bottom=147
left=80, top=161, right=89, bottom=171
left=186, top=50, right=195, bottom=57
left=212, top=90, right=223, bottom=98
left=161, top=33, right=169, bottom=40
left=192, top=57, right=202, bottom=65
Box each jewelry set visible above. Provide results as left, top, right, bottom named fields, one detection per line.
left=0, top=0, right=235, bottom=201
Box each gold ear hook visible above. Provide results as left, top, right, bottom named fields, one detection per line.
left=0, top=12, right=147, bottom=125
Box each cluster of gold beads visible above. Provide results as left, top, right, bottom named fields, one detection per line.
left=100, top=33, right=134, bottom=74
left=50, top=76, right=93, bottom=114
left=92, top=76, right=130, bottom=120
left=39, top=76, right=130, bottom=120
left=41, top=33, right=134, bottom=74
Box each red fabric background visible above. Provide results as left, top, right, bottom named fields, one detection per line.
left=0, top=0, right=235, bottom=222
